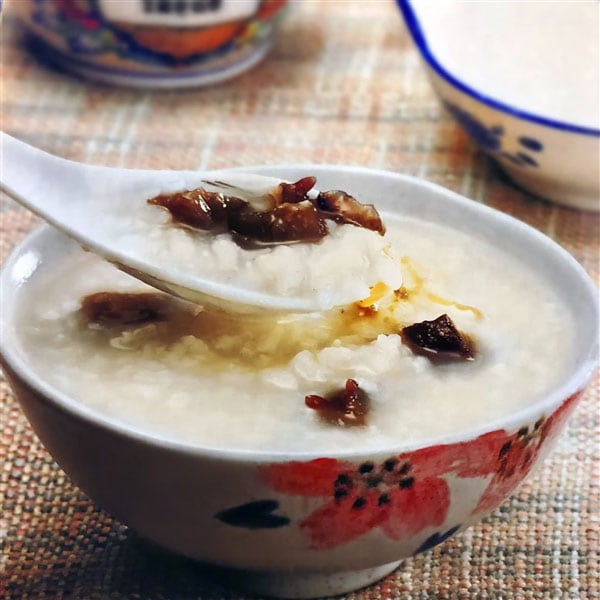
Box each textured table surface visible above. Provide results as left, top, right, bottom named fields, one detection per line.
left=1, top=2, right=599, bottom=598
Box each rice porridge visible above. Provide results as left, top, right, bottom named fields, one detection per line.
left=14, top=209, right=573, bottom=453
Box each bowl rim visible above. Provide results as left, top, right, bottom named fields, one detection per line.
left=1, top=164, right=598, bottom=463
left=396, top=0, right=600, bottom=138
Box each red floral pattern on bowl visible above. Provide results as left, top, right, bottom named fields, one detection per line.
left=215, top=391, right=583, bottom=552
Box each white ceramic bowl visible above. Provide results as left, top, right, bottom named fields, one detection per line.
left=397, top=0, right=600, bottom=211
left=1, top=166, right=598, bottom=598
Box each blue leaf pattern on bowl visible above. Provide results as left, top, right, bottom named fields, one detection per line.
left=414, top=524, right=462, bottom=555
left=443, top=101, right=543, bottom=168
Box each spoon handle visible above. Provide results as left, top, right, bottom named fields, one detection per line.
left=0, top=132, right=286, bottom=215
left=2, top=133, right=50, bottom=205
left=0, top=133, right=182, bottom=227
left=0, top=132, right=89, bottom=222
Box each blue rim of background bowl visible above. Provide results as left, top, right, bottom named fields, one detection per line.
left=396, top=0, right=600, bottom=138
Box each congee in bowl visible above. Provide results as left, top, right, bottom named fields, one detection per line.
left=11, top=174, right=575, bottom=453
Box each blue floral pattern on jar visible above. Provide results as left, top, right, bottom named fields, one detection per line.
left=26, top=0, right=285, bottom=68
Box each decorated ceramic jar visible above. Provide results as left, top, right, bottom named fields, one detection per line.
left=12, top=0, right=287, bottom=87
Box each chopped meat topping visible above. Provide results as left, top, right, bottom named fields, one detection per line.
left=148, top=177, right=386, bottom=248
left=315, top=190, right=385, bottom=235
left=275, top=176, right=317, bottom=205
left=305, top=378, right=370, bottom=426
left=81, top=292, right=170, bottom=328
left=231, top=202, right=328, bottom=248
left=401, top=314, right=475, bottom=360
left=148, top=189, right=245, bottom=232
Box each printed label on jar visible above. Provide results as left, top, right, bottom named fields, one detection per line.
left=98, top=0, right=261, bottom=28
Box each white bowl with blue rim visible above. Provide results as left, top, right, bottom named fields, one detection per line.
left=397, top=0, right=600, bottom=211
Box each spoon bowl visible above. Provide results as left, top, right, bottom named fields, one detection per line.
left=0, top=133, right=339, bottom=314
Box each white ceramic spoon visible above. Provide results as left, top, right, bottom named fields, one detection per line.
left=0, top=132, right=332, bottom=313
